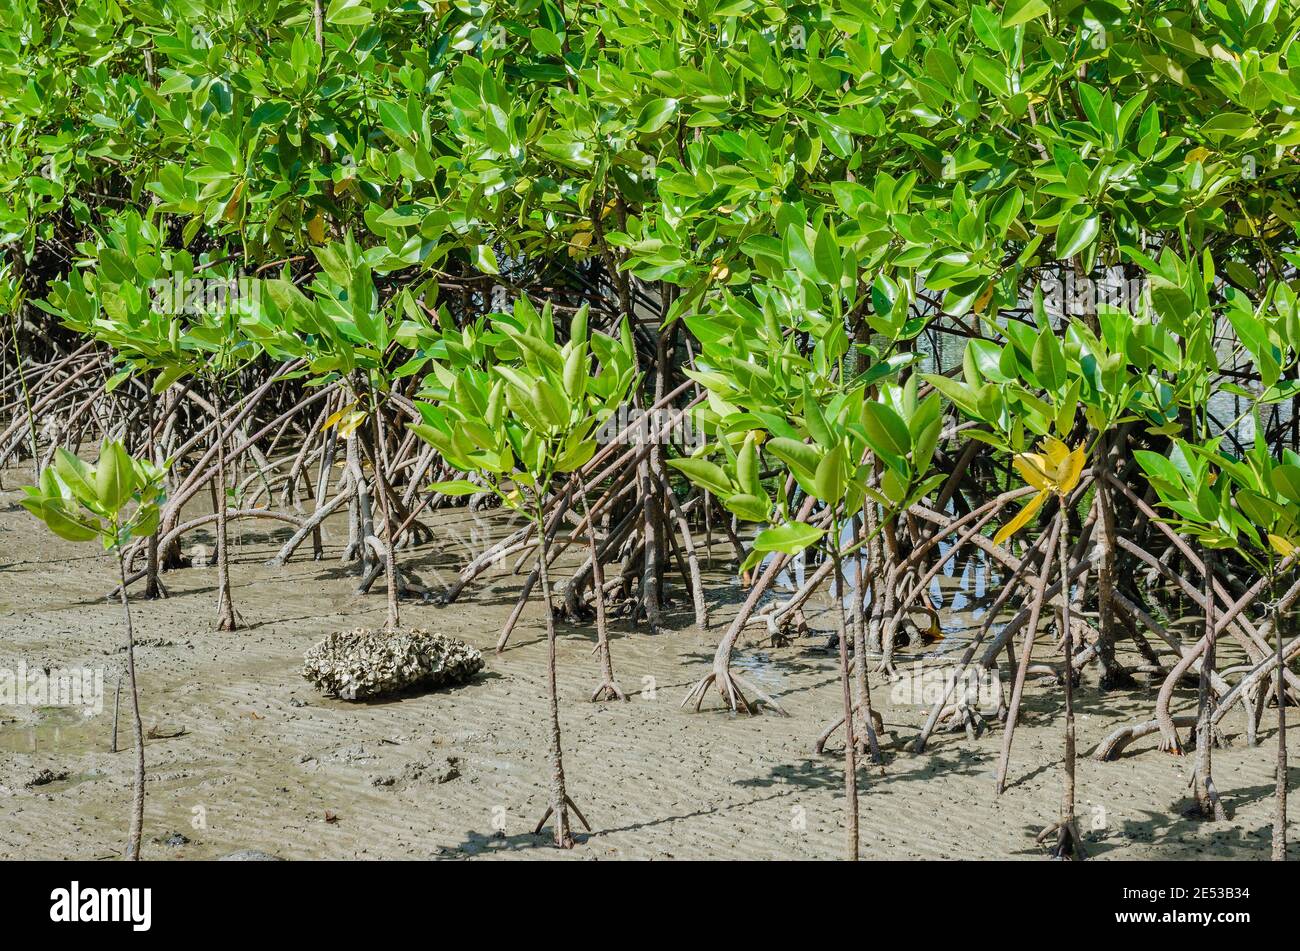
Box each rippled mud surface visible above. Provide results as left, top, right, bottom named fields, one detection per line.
left=0, top=473, right=1293, bottom=860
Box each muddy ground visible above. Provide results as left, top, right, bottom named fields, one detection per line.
left=0, top=474, right=1293, bottom=860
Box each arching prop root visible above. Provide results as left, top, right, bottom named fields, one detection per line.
left=1093, top=715, right=1198, bottom=761
left=1037, top=818, right=1088, bottom=860
left=533, top=795, right=592, bottom=839
left=1186, top=773, right=1230, bottom=821
left=355, top=557, right=434, bottom=602
left=936, top=702, right=994, bottom=741
left=681, top=667, right=786, bottom=716
left=591, top=680, right=627, bottom=702
left=813, top=703, right=887, bottom=762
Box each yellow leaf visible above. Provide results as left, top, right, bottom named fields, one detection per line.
left=1042, top=435, right=1070, bottom=469
left=222, top=181, right=245, bottom=222
left=1059, top=444, right=1086, bottom=495
left=1269, top=534, right=1296, bottom=557
left=337, top=411, right=368, bottom=439
left=1013, top=453, right=1052, bottom=492
left=994, top=490, right=1047, bottom=547
left=1014, top=439, right=1086, bottom=497
left=321, top=402, right=358, bottom=432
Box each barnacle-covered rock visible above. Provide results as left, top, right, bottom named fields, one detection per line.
left=302, top=628, right=484, bottom=701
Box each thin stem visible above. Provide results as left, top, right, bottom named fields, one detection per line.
left=1275, top=569, right=1289, bottom=861
left=211, top=379, right=237, bottom=631
left=368, top=383, right=399, bottom=630
left=535, top=496, right=574, bottom=849
left=1057, top=516, right=1079, bottom=849
left=116, top=543, right=145, bottom=861
left=831, top=519, right=859, bottom=861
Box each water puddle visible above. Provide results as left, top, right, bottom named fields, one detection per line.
left=0, top=705, right=108, bottom=754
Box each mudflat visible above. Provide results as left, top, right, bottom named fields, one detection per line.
left=0, top=487, right=1290, bottom=860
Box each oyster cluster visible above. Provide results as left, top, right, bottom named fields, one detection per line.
left=302, top=628, right=484, bottom=701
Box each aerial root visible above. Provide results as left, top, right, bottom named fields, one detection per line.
left=1037, top=818, right=1088, bottom=860
left=533, top=794, right=592, bottom=845
left=355, top=561, right=433, bottom=601
left=1093, top=715, right=1197, bottom=761
left=937, top=702, right=991, bottom=741
left=814, top=704, right=886, bottom=763
left=681, top=669, right=787, bottom=716
left=1186, top=774, right=1230, bottom=821
left=872, top=658, right=902, bottom=681
left=591, top=680, right=628, bottom=702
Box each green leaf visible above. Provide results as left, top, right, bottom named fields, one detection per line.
left=862, top=402, right=910, bottom=459
left=814, top=444, right=848, bottom=503
left=1001, top=0, right=1049, bottom=28
left=472, top=245, right=500, bottom=275
left=94, top=441, right=134, bottom=515
left=753, top=521, right=826, bottom=555
left=766, top=437, right=822, bottom=483
left=1031, top=328, right=1065, bottom=392
left=1272, top=465, right=1300, bottom=503
left=723, top=492, right=770, bottom=523
left=737, top=433, right=762, bottom=497
left=533, top=378, right=570, bottom=428
left=326, top=0, right=372, bottom=26
left=636, top=98, right=678, bottom=134
left=1055, top=210, right=1100, bottom=260
left=26, top=500, right=101, bottom=543
left=53, top=449, right=99, bottom=509
left=429, top=479, right=483, bottom=496
left=667, top=457, right=732, bottom=497
left=130, top=503, right=160, bottom=538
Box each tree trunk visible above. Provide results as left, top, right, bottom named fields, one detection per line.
left=143, top=381, right=164, bottom=599
left=1093, top=435, right=1128, bottom=687
left=996, top=515, right=1062, bottom=794
left=1056, top=520, right=1082, bottom=856
left=578, top=474, right=624, bottom=700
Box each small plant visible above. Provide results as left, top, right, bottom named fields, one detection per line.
left=1138, top=430, right=1300, bottom=857
left=995, top=434, right=1088, bottom=859
left=20, top=441, right=166, bottom=860
left=410, top=297, right=636, bottom=847
left=670, top=276, right=942, bottom=860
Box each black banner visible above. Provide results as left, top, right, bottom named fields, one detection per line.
left=2, top=860, right=1277, bottom=936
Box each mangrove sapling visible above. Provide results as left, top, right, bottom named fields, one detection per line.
left=20, top=440, right=165, bottom=860
left=262, top=238, right=445, bottom=619
left=577, top=472, right=626, bottom=701
left=410, top=297, right=636, bottom=847
left=2, top=266, right=39, bottom=481
left=673, top=363, right=943, bottom=858
left=668, top=266, right=920, bottom=716
left=41, top=227, right=291, bottom=628
left=1140, top=430, right=1300, bottom=850
left=1196, top=548, right=1228, bottom=820
left=994, top=436, right=1088, bottom=857
left=1271, top=571, right=1289, bottom=861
